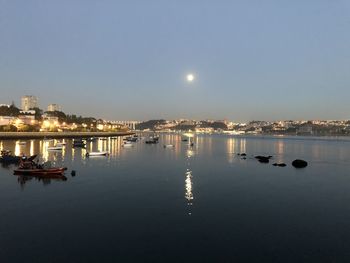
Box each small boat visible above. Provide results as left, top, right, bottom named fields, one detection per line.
left=73, top=139, right=85, bottom=148
left=14, top=167, right=66, bottom=176
left=122, top=141, right=133, bottom=147
left=123, top=136, right=137, bottom=142
left=14, top=155, right=66, bottom=177
left=99, top=138, right=108, bottom=141
left=18, top=141, right=26, bottom=145
left=181, top=139, right=188, bottom=142
left=0, top=150, right=21, bottom=164
left=47, top=146, right=63, bottom=151
left=164, top=144, right=175, bottom=148
left=145, top=139, right=158, bottom=144
left=86, top=151, right=109, bottom=157
left=56, top=141, right=66, bottom=146
left=86, top=137, right=97, bottom=142
left=151, top=135, right=159, bottom=142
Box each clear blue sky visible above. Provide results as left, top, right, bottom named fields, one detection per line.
left=1, top=0, right=349, bottom=121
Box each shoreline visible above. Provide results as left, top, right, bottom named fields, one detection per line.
left=0, top=131, right=134, bottom=140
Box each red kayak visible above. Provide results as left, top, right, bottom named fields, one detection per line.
left=14, top=167, right=66, bottom=176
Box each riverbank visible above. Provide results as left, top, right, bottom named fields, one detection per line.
left=0, top=131, right=134, bottom=139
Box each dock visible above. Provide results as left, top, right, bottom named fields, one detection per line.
left=0, top=131, right=135, bottom=140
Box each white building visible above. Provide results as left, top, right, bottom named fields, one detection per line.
left=17, top=115, right=37, bottom=125
left=47, top=104, right=61, bottom=112
left=21, top=96, right=38, bottom=111
left=0, top=116, right=15, bottom=126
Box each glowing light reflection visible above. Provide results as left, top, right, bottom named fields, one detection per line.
left=30, top=140, right=34, bottom=156
left=14, top=141, right=21, bottom=156
left=185, top=169, right=193, bottom=203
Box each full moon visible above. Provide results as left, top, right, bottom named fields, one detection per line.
left=186, top=74, right=194, bottom=82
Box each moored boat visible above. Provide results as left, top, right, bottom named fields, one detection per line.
left=145, top=139, right=158, bottom=144
left=47, top=146, right=63, bottom=151
left=0, top=150, right=21, bottom=164
left=86, top=151, right=109, bottom=157
left=123, top=136, right=137, bottom=142
left=86, top=137, right=97, bottom=142
left=73, top=139, right=85, bottom=148
left=14, top=167, right=66, bottom=176
left=14, top=155, right=66, bottom=177
left=122, top=141, right=133, bottom=147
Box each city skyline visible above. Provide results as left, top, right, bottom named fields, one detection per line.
left=1, top=1, right=350, bottom=121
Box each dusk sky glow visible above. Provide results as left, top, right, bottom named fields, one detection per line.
left=1, top=0, right=350, bottom=121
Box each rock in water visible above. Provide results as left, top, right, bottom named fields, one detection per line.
left=292, top=159, right=308, bottom=168
left=255, top=156, right=271, bottom=163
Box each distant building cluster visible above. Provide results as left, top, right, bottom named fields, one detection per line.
left=19, top=95, right=62, bottom=112
left=0, top=95, right=127, bottom=132
left=135, top=119, right=350, bottom=136
left=47, top=103, right=61, bottom=112
left=21, top=96, right=38, bottom=111
left=1, top=95, right=350, bottom=135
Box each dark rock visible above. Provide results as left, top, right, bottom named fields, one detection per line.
left=255, top=155, right=272, bottom=163
left=71, top=170, right=76, bottom=176
left=241, top=157, right=247, bottom=160
left=240, top=153, right=247, bottom=156
left=292, top=159, right=308, bottom=168
left=258, top=158, right=269, bottom=163
left=255, top=155, right=273, bottom=160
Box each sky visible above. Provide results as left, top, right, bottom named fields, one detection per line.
left=1, top=0, right=350, bottom=121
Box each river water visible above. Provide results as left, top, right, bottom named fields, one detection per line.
left=1, top=134, right=350, bottom=262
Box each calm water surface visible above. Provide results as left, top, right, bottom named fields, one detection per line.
left=1, top=134, right=350, bottom=262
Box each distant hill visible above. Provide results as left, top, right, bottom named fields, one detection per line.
left=199, top=121, right=227, bottom=130
left=136, top=120, right=166, bottom=130
left=135, top=119, right=228, bottom=131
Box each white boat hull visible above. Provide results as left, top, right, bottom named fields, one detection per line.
left=86, top=151, right=109, bottom=156
left=48, top=147, right=63, bottom=151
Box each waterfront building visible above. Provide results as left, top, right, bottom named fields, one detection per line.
left=19, top=110, right=36, bottom=115
left=17, top=115, right=37, bottom=125
left=47, top=104, right=61, bottom=112
left=41, top=116, right=59, bottom=131
left=21, top=96, right=38, bottom=111
left=297, top=125, right=313, bottom=135
left=0, top=116, right=15, bottom=126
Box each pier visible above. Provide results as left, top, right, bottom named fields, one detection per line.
left=0, top=131, right=134, bottom=140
